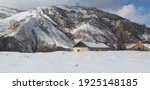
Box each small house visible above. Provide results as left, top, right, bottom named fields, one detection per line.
left=127, top=43, right=150, bottom=51
left=73, top=41, right=111, bottom=52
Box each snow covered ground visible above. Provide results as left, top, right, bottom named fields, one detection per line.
left=0, top=51, right=150, bottom=73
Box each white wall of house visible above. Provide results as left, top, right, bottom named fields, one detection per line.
left=73, top=47, right=89, bottom=52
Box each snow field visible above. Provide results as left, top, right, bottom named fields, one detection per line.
left=0, top=51, right=150, bottom=73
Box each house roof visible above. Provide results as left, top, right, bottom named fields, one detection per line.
left=126, top=43, right=150, bottom=49
left=126, top=43, right=137, bottom=49
left=144, top=44, right=150, bottom=48
left=74, top=41, right=110, bottom=48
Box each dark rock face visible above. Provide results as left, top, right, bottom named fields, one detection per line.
left=0, top=6, right=150, bottom=52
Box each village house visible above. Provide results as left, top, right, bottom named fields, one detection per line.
left=126, top=42, right=150, bottom=51
left=73, top=41, right=111, bottom=52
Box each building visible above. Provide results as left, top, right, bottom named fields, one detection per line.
left=73, top=41, right=111, bottom=52
left=127, top=43, right=150, bottom=51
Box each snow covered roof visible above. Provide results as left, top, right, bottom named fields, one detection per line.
left=126, top=43, right=137, bottom=49
left=144, top=44, right=150, bottom=48
left=74, top=41, right=110, bottom=48
left=126, top=43, right=150, bottom=49
left=83, top=42, right=109, bottom=48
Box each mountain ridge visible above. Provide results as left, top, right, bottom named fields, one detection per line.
left=0, top=6, right=21, bottom=19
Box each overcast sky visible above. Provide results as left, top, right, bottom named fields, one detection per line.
left=0, top=0, right=150, bottom=26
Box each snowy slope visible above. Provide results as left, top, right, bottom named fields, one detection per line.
left=73, top=23, right=114, bottom=42
left=0, top=51, right=150, bottom=73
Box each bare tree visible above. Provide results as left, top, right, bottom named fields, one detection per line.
left=115, top=21, right=132, bottom=50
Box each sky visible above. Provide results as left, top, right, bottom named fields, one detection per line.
left=0, top=0, right=150, bottom=26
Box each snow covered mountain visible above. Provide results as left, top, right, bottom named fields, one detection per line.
left=49, top=6, right=150, bottom=43
left=0, top=6, right=20, bottom=19
left=0, top=7, right=75, bottom=52
left=0, top=5, right=150, bottom=52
